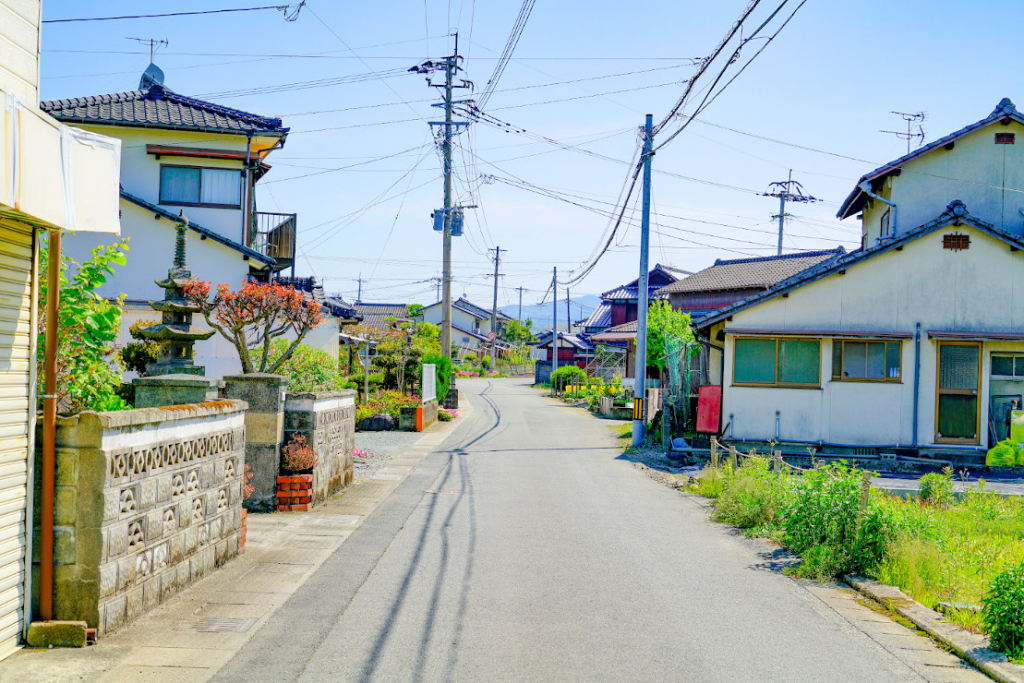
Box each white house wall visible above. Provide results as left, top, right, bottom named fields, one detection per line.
left=0, top=0, right=39, bottom=104
left=863, top=121, right=1024, bottom=243
left=723, top=224, right=1024, bottom=448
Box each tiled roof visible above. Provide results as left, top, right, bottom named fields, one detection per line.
left=583, top=302, right=612, bottom=329
left=533, top=330, right=594, bottom=350
left=600, top=285, right=670, bottom=301
left=417, top=297, right=512, bottom=321
left=697, top=201, right=1006, bottom=328
left=353, top=303, right=410, bottom=318
left=41, top=84, right=288, bottom=136
left=838, top=98, right=1022, bottom=219
left=657, top=248, right=845, bottom=295
left=604, top=320, right=637, bottom=334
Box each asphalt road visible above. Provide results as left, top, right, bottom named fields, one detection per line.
left=214, top=378, right=934, bottom=683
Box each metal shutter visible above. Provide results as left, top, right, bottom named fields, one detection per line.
left=0, top=221, right=34, bottom=658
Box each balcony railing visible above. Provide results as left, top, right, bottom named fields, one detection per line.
left=252, top=211, right=296, bottom=269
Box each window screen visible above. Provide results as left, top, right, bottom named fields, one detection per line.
left=834, top=340, right=901, bottom=381
left=778, top=339, right=819, bottom=385
left=939, top=344, right=979, bottom=390
left=200, top=168, right=241, bottom=206
left=992, top=355, right=1014, bottom=376
left=160, top=166, right=201, bottom=204
left=734, top=338, right=776, bottom=384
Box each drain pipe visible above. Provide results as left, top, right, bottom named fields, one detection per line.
left=912, top=323, right=921, bottom=448
left=775, top=410, right=781, bottom=441
left=39, top=230, right=60, bottom=621
left=859, top=180, right=897, bottom=241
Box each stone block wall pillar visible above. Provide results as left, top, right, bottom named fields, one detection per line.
left=132, top=375, right=222, bottom=409
left=223, top=374, right=288, bottom=512
left=283, top=390, right=356, bottom=505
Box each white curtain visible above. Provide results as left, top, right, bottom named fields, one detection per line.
left=200, top=168, right=241, bottom=206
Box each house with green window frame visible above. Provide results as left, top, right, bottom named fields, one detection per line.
left=695, top=99, right=1024, bottom=461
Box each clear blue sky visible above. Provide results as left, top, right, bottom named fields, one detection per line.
left=38, top=0, right=1024, bottom=314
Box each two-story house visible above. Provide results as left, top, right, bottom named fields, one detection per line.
left=415, top=297, right=513, bottom=356
left=696, top=99, right=1024, bottom=462
left=40, top=65, right=323, bottom=378
left=581, top=264, right=689, bottom=336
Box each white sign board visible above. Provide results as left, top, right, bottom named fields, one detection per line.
left=422, top=363, right=437, bottom=404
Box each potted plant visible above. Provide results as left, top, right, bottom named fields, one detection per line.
left=277, top=435, right=318, bottom=511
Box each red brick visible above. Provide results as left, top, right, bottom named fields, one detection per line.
left=277, top=505, right=289, bottom=511
left=277, top=476, right=292, bottom=484
left=298, top=495, right=311, bottom=504
left=290, top=503, right=311, bottom=511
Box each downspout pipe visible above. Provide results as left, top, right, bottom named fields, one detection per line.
left=243, top=131, right=253, bottom=248
left=912, top=322, right=921, bottom=448
left=40, top=230, right=60, bottom=622
left=859, top=180, right=897, bottom=242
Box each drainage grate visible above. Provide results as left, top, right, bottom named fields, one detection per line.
left=189, top=617, right=257, bottom=633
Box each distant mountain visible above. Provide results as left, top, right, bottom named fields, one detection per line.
left=500, top=294, right=603, bottom=332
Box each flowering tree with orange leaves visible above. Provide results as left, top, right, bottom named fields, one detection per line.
left=182, top=279, right=322, bottom=374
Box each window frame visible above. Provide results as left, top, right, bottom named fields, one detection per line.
left=731, top=336, right=821, bottom=389
left=831, top=339, right=903, bottom=383
left=159, top=164, right=243, bottom=209
left=990, top=353, right=1024, bottom=380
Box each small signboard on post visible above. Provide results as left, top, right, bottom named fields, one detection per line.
left=422, top=363, right=437, bottom=404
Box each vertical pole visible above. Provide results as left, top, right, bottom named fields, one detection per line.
left=490, top=246, right=501, bottom=370
left=364, top=345, right=371, bottom=402
left=632, top=114, right=653, bottom=447
left=517, top=287, right=523, bottom=322
left=550, top=267, right=557, bottom=395
left=357, top=274, right=362, bottom=302
left=440, top=47, right=455, bottom=360
left=40, top=230, right=60, bottom=621
left=776, top=169, right=791, bottom=256
left=566, top=288, right=571, bottom=337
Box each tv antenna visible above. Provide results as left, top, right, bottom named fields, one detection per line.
left=881, top=111, right=926, bottom=155
left=763, top=170, right=819, bottom=255
left=127, top=37, right=168, bottom=63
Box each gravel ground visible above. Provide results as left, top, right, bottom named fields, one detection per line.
left=353, top=430, right=426, bottom=480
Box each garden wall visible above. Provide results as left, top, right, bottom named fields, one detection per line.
left=283, top=390, right=356, bottom=505
left=34, top=400, right=247, bottom=635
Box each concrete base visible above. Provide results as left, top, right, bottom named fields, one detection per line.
left=225, top=374, right=288, bottom=508
left=26, top=621, right=88, bottom=648
left=399, top=400, right=439, bottom=432
left=442, top=387, right=459, bottom=409
left=132, top=375, right=221, bottom=408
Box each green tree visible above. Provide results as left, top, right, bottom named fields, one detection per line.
left=502, top=319, right=535, bottom=344
left=38, top=238, right=130, bottom=414
left=646, top=300, right=693, bottom=372
left=408, top=303, right=423, bottom=317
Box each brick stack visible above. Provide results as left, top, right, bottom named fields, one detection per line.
left=276, top=475, right=313, bottom=511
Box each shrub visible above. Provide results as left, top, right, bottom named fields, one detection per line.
left=243, top=463, right=255, bottom=500
left=481, top=355, right=491, bottom=370
left=439, top=408, right=457, bottom=421
left=265, top=339, right=339, bottom=392
left=356, top=390, right=419, bottom=422
left=122, top=319, right=161, bottom=375
left=784, top=462, right=892, bottom=578
left=464, top=352, right=477, bottom=363
left=281, top=434, right=317, bottom=473
left=987, top=439, right=1020, bottom=467
left=550, top=365, right=586, bottom=391
left=983, top=561, right=1024, bottom=659
left=422, top=352, right=452, bottom=401
left=918, top=468, right=955, bottom=508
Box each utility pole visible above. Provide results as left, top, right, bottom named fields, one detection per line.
left=550, top=267, right=557, bottom=396
left=517, top=286, right=524, bottom=322
left=763, top=170, right=819, bottom=256
left=633, top=114, right=653, bottom=447
left=489, top=246, right=503, bottom=369
left=417, top=34, right=470, bottom=359
left=566, top=288, right=571, bottom=336
left=356, top=273, right=363, bottom=302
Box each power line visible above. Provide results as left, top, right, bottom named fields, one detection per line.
left=43, top=4, right=306, bottom=23
left=475, top=0, right=538, bottom=111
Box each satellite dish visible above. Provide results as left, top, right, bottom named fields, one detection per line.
left=139, top=63, right=165, bottom=90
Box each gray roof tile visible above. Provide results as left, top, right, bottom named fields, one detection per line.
left=657, top=248, right=845, bottom=295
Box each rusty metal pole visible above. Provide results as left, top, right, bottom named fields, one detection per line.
left=39, top=230, right=60, bottom=621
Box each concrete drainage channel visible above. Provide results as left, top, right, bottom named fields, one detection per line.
left=844, top=576, right=1024, bottom=683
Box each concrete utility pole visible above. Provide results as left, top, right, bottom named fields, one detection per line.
left=490, top=246, right=503, bottom=369
left=550, top=267, right=557, bottom=396
left=517, top=286, right=524, bottom=322
left=356, top=274, right=363, bottom=303
left=566, top=288, right=571, bottom=337
left=763, top=169, right=819, bottom=256
left=633, top=114, right=654, bottom=447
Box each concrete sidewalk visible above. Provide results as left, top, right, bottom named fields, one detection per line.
left=1, top=401, right=472, bottom=683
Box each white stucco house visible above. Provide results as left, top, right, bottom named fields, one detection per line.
left=415, top=297, right=513, bottom=357
left=40, top=65, right=346, bottom=379
left=697, top=99, right=1024, bottom=461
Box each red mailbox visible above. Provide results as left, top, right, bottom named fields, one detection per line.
left=696, top=385, right=722, bottom=434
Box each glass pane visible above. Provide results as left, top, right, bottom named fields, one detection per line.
left=200, top=168, right=241, bottom=206
left=160, top=166, right=200, bottom=203
left=938, top=344, right=979, bottom=390
left=937, top=394, right=978, bottom=439
left=832, top=341, right=842, bottom=379
left=1015, top=357, right=1024, bottom=378
left=864, top=342, right=885, bottom=379
left=779, top=339, right=819, bottom=384
left=886, top=342, right=901, bottom=379
left=734, top=338, right=776, bottom=384
left=842, top=341, right=866, bottom=379
left=993, top=355, right=1014, bottom=376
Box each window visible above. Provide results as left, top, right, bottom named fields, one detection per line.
left=996, top=132, right=1016, bottom=145
left=880, top=209, right=892, bottom=238
left=831, top=340, right=901, bottom=381
left=733, top=337, right=820, bottom=387
left=991, top=354, right=1024, bottom=378
left=160, top=165, right=241, bottom=207
left=942, top=234, right=970, bottom=251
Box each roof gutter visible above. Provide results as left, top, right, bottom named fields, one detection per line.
left=858, top=180, right=897, bottom=242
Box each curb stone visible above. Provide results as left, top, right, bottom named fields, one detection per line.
left=844, top=575, right=1024, bottom=683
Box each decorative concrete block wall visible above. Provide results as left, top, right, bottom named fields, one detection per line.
left=34, top=400, right=247, bottom=635
left=223, top=373, right=288, bottom=512
left=283, top=390, right=356, bottom=505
